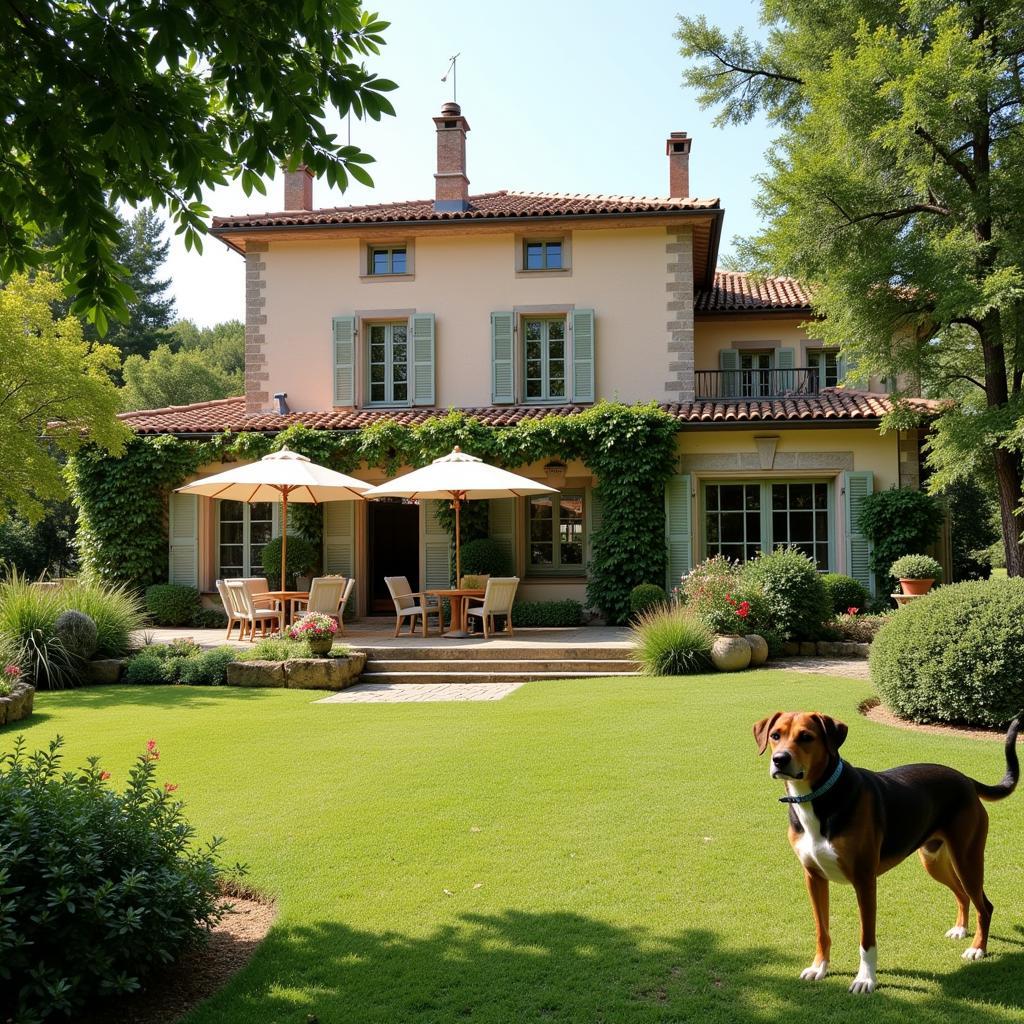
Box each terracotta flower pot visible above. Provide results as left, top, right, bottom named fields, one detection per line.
left=744, top=633, right=769, bottom=666
left=899, top=578, right=934, bottom=596
left=711, top=634, right=752, bottom=672
left=307, top=637, right=334, bottom=658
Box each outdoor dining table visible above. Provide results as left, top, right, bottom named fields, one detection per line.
left=425, top=588, right=485, bottom=638
left=251, top=590, right=310, bottom=629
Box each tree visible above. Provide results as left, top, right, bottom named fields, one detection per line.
left=1, top=2, right=395, bottom=331
left=0, top=274, right=128, bottom=522
left=678, top=2, right=1024, bottom=574
left=120, top=344, right=241, bottom=411
left=169, top=319, right=244, bottom=378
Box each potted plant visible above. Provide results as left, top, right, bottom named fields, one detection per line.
left=288, top=612, right=338, bottom=657
left=890, top=554, right=943, bottom=596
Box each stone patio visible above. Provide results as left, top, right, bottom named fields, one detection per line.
left=317, top=681, right=524, bottom=703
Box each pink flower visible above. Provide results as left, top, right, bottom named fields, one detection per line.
left=164, top=782, right=179, bottom=794
left=847, top=607, right=860, bottom=616
left=3, top=664, right=20, bottom=679
left=99, top=770, right=111, bottom=781
left=146, top=739, right=160, bottom=761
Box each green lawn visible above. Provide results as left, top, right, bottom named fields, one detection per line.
left=6, top=673, right=1024, bottom=1024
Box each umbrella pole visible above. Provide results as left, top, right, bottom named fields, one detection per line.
left=281, top=490, right=289, bottom=591
left=453, top=495, right=462, bottom=584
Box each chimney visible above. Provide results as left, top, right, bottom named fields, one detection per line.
left=666, top=132, right=692, bottom=198
left=283, top=164, right=314, bottom=211
left=433, top=101, right=471, bottom=211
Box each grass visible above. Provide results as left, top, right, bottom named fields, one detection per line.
left=4, top=673, right=1024, bottom=1024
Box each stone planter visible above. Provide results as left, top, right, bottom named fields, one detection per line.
left=226, top=653, right=366, bottom=691
left=711, top=634, right=751, bottom=672
left=899, top=578, right=934, bottom=596
left=0, top=682, right=35, bottom=725
left=744, top=634, right=769, bottom=666
left=307, top=637, right=334, bottom=658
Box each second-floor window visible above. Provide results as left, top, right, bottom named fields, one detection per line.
left=740, top=351, right=773, bottom=397
left=524, top=317, right=567, bottom=401
left=808, top=349, right=839, bottom=388
left=369, top=246, right=407, bottom=275
left=524, top=240, right=562, bottom=270
left=367, top=322, right=409, bottom=405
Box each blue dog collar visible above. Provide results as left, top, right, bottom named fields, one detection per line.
left=779, top=759, right=844, bottom=804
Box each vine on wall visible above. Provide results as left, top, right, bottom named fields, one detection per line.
left=67, top=403, right=680, bottom=622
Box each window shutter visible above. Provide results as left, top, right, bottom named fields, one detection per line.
left=491, top=311, right=515, bottom=404
left=332, top=316, right=356, bottom=406
left=844, top=471, right=874, bottom=595
left=718, top=349, right=740, bottom=397
left=571, top=308, right=595, bottom=403
left=422, top=500, right=452, bottom=588
left=586, top=487, right=604, bottom=567
left=410, top=312, right=436, bottom=406
left=323, top=500, right=355, bottom=576
left=839, top=352, right=866, bottom=389
left=488, top=498, right=515, bottom=573
left=168, top=492, right=198, bottom=586
left=665, top=474, right=692, bottom=591
left=777, top=347, right=796, bottom=392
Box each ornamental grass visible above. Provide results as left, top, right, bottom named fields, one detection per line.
left=630, top=605, right=713, bottom=676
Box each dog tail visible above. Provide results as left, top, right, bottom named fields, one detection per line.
left=974, top=715, right=1021, bottom=802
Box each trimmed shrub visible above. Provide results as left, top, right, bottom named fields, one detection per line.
left=0, top=737, right=228, bottom=1021
left=192, top=605, right=229, bottom=629
left=890, top=553, right=943, bottom=582
left=630, top=606, right=713, bottom=676
left=511, top=599, right=584, bottom=628
left=236, top=635, right=314, bottom=661
left=124, top=650, right=176, bottom=684
left=53, top=609, right=99, bottom=660
left=858, top=488, right=943, bottom=588
left=629, top=584, right=668, bottom=618
left=821, top=573, right=869, bottom=615
left=145, top=583, right=201, bottom=626
left=740, top=548, right=830, bottom=641
left=261, top=535, right=319, bottom=590
left=177, top=646, right=237, bottom=686
left=458, top=538, right=512, bottom=578
left=870, top=578, right=1024, bottom=726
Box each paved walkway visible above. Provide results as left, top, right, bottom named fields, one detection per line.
left=317, top=682, right=523, bottom=703
left=770, top=657, right=869, bottom=680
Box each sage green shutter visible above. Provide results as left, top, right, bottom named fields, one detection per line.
left=719, top=348, right=740, bottom=397
left=168, top=492, right=198, bottom=586
left=586, top=487, right=604, bottom=568
left=844, top=471, right=874, bottom=595
left=423, top=500, right=452, bottom=588
left=488, top=498, right=515, bottom=574
left=491, top=311, right=515, bottom=404
left=332, top=316, right=356, bottom=406
left=777, top=347, right=796, bottom=392
left=665, top=474, right=692, bottom=590
left=323, top=500, right=355, bottom=577
left=410, top=312, right=436, bottom=406
left=571, top=308, right=595, bottom=403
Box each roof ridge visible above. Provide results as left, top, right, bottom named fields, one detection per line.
left=117, top=395, right=245, bottom=420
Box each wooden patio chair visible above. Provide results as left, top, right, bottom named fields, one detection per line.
left=384, top=576, right=442, bottom=638
left=465, top=577, right=519, bottom=639
left=225, top=579, right=281, bottom=641
left=292, top=576, right=347, bottom=621
left=336, top=578, right=355, bottom=635
left=216, top=579, right=243, bottom=640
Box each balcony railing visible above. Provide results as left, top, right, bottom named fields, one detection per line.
left=695, top=367, right=821, bottom=400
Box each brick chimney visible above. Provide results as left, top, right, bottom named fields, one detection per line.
left=283, top=164, right=313, bottom=211
left=666, top=132, right=692, bottom=198
left=433, top=101, right=470, bottom=211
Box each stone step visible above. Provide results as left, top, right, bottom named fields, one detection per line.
left=359, top=669, right=643, bottom=685
left=364, top=658, right=638, bottom=674
left=357, top=644, right=633, bottom=662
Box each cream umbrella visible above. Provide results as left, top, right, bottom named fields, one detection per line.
left=362, top=447, right=557, bottom=582
left=175, top=448, right=370, bottom=587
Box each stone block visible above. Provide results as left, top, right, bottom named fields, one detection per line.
left=799, top=642, right=817, bottom=657
left=285, top=653, right=366, bottom=690
left=226, top=661, right=286, bottom=687
left=816, top=641, right=839, bottom=656
left=782, top=641, right=800, bottom=657
left=85, top=659, right=124, bottom=685
left=0, top=683, right=35, bottom=724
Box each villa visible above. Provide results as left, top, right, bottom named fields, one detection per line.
left=118, top=103, right=944, bottom=616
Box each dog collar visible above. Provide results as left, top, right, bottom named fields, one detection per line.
left=779, top=759, right=844, bottom=804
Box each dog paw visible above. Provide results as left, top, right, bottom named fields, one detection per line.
left=799, top=961, right=829, bottom=981
left=962, top=946, right=987, bottom=961
left=945, top=926, right=968, bottom=940
left=849, top=976, right=877, bottom=995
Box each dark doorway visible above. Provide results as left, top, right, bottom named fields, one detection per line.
left=368, top=499, right=420, bottom=614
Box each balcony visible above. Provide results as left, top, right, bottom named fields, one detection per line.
left=695, top=367, right=821, bottom=401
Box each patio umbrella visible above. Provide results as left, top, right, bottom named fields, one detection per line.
left=362, top=447, right=557, bottom=582
left=174, top=448, right=370, bottom=587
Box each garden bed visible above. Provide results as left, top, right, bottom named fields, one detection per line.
left=0, top=681, right=34, bottom=724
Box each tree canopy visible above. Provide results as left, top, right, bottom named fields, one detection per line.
left=0, top=274, right=128, bottom=522
left=2, top=1, right=395, bottom=332
left=678, top=0, right=1024, bottom=573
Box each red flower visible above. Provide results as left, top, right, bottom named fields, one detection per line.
left=164, top=782, right=179, bottom=794
left=736, top=601, right=751, bottom=619
left=847, top=606, right=860, bottom=616
left=146, top=739, right=160, bottom=761
left=99, top=770, right=111, bottom=781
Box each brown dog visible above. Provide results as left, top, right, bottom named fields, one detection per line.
left=753, top=710, right=1020, bottom=993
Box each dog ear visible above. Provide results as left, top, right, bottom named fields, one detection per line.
left=813, top=714, right=849, bottom=755
left=753, top=712, right=783, bottom=755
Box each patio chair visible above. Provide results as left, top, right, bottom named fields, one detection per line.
left=292, top=576, right=347, bottom=621
left=465, top=577, right=520, bottom=639
left=240, top=577, right=280, bottom=610
left=216, top=579, right=243, bottom=640
left=459, top=574, right=490, bottom=590
left=336, top=577, right=355, bottom=635
left=384, top=576, right=442, bottom=638
left=225, top=579, right=281, bottom=641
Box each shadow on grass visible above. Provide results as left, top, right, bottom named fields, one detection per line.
left=194, top=910, right=1024, bottom=1024
left=33, top=684, right=278, bottom=711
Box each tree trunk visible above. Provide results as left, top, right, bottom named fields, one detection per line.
left=993, top=448, right=1024, bottom=576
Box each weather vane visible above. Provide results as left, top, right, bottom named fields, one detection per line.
left=441, top=53, right=460, bottom=103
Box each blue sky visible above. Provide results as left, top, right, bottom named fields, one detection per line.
left=166, top=0, right=773, bottom=325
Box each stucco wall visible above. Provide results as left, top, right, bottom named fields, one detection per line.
left=260, top=226, right=672, bottom=412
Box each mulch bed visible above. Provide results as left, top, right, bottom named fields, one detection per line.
left=80, top=894, right=277, bottom=1024
left=859, top=697, right=1005, bottom=741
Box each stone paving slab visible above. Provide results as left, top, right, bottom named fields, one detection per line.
left=316, top=682, right=524, bottom=703
left=769, top=658, right=869, bottom=680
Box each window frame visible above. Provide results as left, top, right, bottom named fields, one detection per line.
left=808, top=348, right=840, bottom=389
left=514, top=233, right=571, bottom=277
left=367, top=245, right=408, bottom=277
left=216, top=499, right=278, bottom=579
left=365, top=319, right=411, bottom=407
left=523, top=239, right=563, bottom=271
left=738, top=350, right=775, bottom=398
left=522, top=314, right=569, bottom=404
left=526, top=490, right=586, bottom=577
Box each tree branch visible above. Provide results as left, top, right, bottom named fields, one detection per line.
left=913, top=126, right=978, bottom=190
left=703, top=45, right=805, bottom=87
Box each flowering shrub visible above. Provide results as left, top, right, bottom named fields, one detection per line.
left=1, top=663, right=20, bottom=696
left=680, top=556, right=766, bottom=636
left=0, top=736, right=236, bottom=1021
left=823, top=612, right=889, bottom=644
left=288, top=611, right=338, bottom=643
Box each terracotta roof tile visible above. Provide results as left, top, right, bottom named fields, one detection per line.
left=695, top=270, right=812, bottom=313
left=212, top=190, right=720, bottom=231
left=116, top=391, right=944, bottom=436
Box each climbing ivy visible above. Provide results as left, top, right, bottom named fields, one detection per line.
left=66, top=403, right=680, bottom=622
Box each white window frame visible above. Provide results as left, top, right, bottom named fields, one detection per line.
left=366, top=320, right=411, bottom=407
left=217, top=499, right=279, bottom=579
left=522, top=315, right=569, bottom=403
